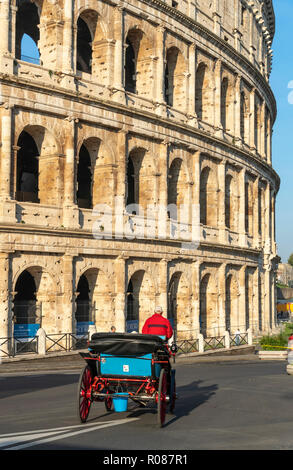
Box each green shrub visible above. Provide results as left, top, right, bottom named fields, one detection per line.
left=260, top=324, right=293, bottom=351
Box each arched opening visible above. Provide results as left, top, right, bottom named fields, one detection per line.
left=126, top=148, right=153, bottom=212
left=76, top=17, right=92, bottom=73
left=16, top=130, right=39, bottom=203
left=240, top=91, right=249, bottom=143
left=245, top=180, right=253, bottom=236
left=221, top=77, right=234, bottom=133
left=125, top=29, right=153, bottom=97
left=225, top=272, right=239, bottom=332
left=16, top=0, right=40, bottom=64
left=221, top=78, right=228, bottom=131
left=200, top=166, right=218, bottom=227
left=168, top=271, right=191, bottom=339
left=225, top=174, right=239, bottom=232
left=125, top=37, right=136, bottom=93
left=168, top=158, right=189, bottom=222
left=195, top=63, right=212, bottom=122
left=126, top=156, right=136, bottom=207
left=77, top=144, right=92, bottom=209
left=75, top=274, right=94, bottom=336
left=126, top=279, right=138, bottom=333
left=126, top=270, right=155, bottom=332
left=164, top=47, right=186, bottom=110
left=200, top=272, right=218, bottom=337
left=13, top=270, right=40, bottom=343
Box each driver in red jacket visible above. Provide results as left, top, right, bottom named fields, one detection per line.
left=142, top=306, right=173, bottom=340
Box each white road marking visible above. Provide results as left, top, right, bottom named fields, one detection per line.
left=1, top=418, right=139, bottom=450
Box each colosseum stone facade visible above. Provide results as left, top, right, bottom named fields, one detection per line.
left=0, top=0, right=279, bottom=353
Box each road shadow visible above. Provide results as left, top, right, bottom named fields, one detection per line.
left=125, top=379, right=218, bottom=426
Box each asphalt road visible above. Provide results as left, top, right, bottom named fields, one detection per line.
left=0, top=358, right=292, bottom=451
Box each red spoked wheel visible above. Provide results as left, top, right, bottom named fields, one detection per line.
left=105, top=392, right=113, bottom=412
left=157, top=369, right=167, bottom=428
left=77, top=366, right=93, bottom=423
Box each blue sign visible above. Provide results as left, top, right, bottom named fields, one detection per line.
left=14, top=323, right=40, bottom=339
left=126, top=320, right=139, bottom=333
left=76, top=321, right=94, bottom=336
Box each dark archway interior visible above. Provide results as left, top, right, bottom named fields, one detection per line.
left=77, top=17, right=92, bottom=73
left=77, top=144, right=92, bottom=209
left=16, top=0, right=40, bottom=61
left=126, top=156, right=135, bottom=207
left=16, top=131, right=39, bottom=203
left=126, top=279, right=136, bottom=321
left=125, top=38, right=136, bottom=93
left=76, top=275, right=90, bottom=323
left=14, top=270, right=37, bottom=324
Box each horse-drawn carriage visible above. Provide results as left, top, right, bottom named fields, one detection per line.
left=77, top=333, right=177, bottom=427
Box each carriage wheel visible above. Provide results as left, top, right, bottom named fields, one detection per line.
left=157, top=369, right=167, bottom=428
left=77, top=365, right=93, bottom=423
left=105, top=392, right=113, bottom=412
left=169, top=369, right=176, bottom=414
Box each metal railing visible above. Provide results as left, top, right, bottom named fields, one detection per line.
left=230, top=332, right=248, bottom=347
left=204, top=335, right=226, bottom=352
left=176, top=338, right=199, bottom=355
left=45, top=332, right=89, bottom=353
left=0, top=336, right=38, bottom=358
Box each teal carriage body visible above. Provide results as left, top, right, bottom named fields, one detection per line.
left=77, top=333, right=177, bottom=427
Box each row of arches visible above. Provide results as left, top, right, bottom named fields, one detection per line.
left=12, top=264, right=265, bottom=339
left=14, top=124, right=272, bottom=238
left=16, top=1, right=271, bottom=156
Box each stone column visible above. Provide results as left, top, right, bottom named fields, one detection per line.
left=158, top=140, right=169, bottom=241
left=62, top=0, right=74, bottom=74
left=0, top=105, right=16, bottom=223
left=62, top=116, right=79, bottom=229
left=238, top=265, right=246, bottom=331
left=114, top=130, right=127, bottom=240
left=1, top=105, right=12, bottom=200
left=154, top=25, right=166, bottom=116
left=218, top=159, right=226, bottom=243
left=115, top=255, right=127, bottom=332
left=214, top=59, right=223, bottom=136
left=253, top=176, right=260, bottom=248
left=187, top=43, right=197, bottom=126
left=112, top=6, right=125, bottom=103
left=218, top=263, right=226, bottom=335
left=259, top=100, right=265, bottom=158
left=61, top=254, right=76, bottom=334
left=252, top=267, right=260, bottom=333
left=191, top=261, right=200, bottom=336
left=159, top=258, right=168, bottom=317
left=249, top=88, right=256, bottom=151
left=234, top=74, right=242, bottom=144
left=238, top=167, right=246, bottom=246
left=0, top=0, right=10, bottom=56
left=264, top=182, right=271, bottom=254
left=0, top=252, right=11, bottom=357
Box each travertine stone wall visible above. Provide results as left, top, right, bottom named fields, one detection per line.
left=0, top=0, right=279, bottom=352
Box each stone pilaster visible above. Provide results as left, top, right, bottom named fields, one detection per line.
left=218, top=263, right=226, bottom=335
left=112, top=6, right=126, bottom=103
left=62, top=116, right=79, bottom=229
left=61, top=254, right=76, bottom=334
left=218, top=159, right=226, bottom=243
left=191, top=260, right=200, bottom=334
left=214, top=59, right=223, bottom=136
left=0, top=252, right=12, bottom=357
left=159, top=258, right=168, bottom=317
left=238, top=167, right=246, bottom=246
left=115, top=255, right=127, bottom=332
left=0, top=105, right=16, bottom=223
left=154, top=25, right=166, bottom=116
left=62, top=0, right=74, bottom=74
left=249, top=88, right=256, bottom=151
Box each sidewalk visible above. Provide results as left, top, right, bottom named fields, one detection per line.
left=0, top=345, right=258, bottom=374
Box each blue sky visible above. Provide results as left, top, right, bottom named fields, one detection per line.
left=21, top=3, right=291, bottom=262
left=270, top=0, right=293, bottom=263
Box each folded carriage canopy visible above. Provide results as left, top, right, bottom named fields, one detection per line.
left=89, top=332, right=167, bottom=356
